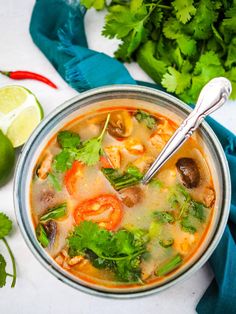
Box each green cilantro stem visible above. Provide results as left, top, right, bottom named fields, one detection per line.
left=98, top=249, right=146, bottom=262
left=156, top=4, right=171, bottom=10
left=98, top=113, right=111, bottom=140
left=2, top=238, right=16, bottom=288
left=6, top=273, right=14, bottom=277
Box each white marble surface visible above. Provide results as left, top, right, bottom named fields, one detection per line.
left=0, top=1, right=235, bottom=314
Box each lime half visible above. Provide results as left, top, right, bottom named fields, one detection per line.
left=0, top=85, right=43, bottom=147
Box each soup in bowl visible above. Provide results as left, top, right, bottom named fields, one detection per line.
left=14, top=85, right=230, bottom=297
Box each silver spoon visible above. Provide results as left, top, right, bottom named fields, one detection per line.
left=142, top=77, right=232, bottom=184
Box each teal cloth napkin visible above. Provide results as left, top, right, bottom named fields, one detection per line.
left=30, top=1, right=236, bottom=312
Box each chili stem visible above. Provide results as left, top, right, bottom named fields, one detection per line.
left=2, top=238, right=17, bottom=288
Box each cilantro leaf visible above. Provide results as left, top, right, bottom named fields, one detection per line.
left=186, top=0, right=219, bottom=40
left=57, top=131, right=80, bottom=149
left=75, top=114, right=110, bottom=166
left=152, top=211, right=175, bottom=224
left=135, top=110, right=157, bottom=129
left=53, top=149, right=75, bottom=172
left=0, top=254, right=7, bottom=288
left=162, top=66, right=191, bottom=94
left=222, top=6, right=236, bottom=32
left=76, top=138, right=102, bottom=166
left=0, top=213, right=12, bottom=239
left=0, top=212, right=16, bottom=288
left=176, top=35, right=197, bottom=56
left=225, top=38, right=236, bottom=68
left=137, top=41, right=167, bottom=83
left=181, top=217, right=197, bottom=234
left=53, top=115, right=110, bottom=170
left=84, top=0, right=236, bottom=101
left=68, top=221, right=148, bottom=282
left=172, top=0, right=196, bottom=24
left=102, top=5, right=147, bottom=57
left=189, top=201, right=206, bottom=222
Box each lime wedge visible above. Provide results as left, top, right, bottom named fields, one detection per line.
left=0, top=85, right=43, bottom=147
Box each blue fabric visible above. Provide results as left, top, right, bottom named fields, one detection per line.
left=30, top=1, right=236, bottom=312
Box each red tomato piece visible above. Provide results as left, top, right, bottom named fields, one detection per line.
left=64, top=161, right=84, bottom=196
left=74, top=194, right=123, bottom=230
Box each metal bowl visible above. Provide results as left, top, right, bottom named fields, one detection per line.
left=14, top=85, right=231, bottom=298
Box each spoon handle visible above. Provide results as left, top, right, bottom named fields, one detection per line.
left=142, top=77, right=232, bottom=184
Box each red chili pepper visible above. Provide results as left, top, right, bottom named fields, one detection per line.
left=0, top=70, right=57, bottom=89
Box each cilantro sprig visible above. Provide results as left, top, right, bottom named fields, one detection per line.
left=53, top=114, right=110, bottom=172
left=0, top=212, right=16, bottom=288
left=68, top=221, right=149, bottom=282
left=168, top=184, right=207, bottom=234
left=82, top=0, right=236, bottom=101
left=135, top=110, right=157, bottom=129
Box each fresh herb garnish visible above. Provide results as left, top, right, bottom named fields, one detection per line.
left=53, top=149, right=76, bottom=173
left=40, top=203, right=67, bottom=223
left=135, top=110, right=156, bottom=129
left=57, top=130, right=81, bottom=149
left=180, top=217, right=197, bottom=234
left=82, top=0, right=236, bottom=101
left=102, top=166, right=142, bottom=191
left=0, top=212, right=16, bottom=288
left=155, top=254, right=182, bottom=277
left=67, top=221, right=149, bottom=282
left=48, top=172, right=61, bottom=191
left=53, top=114, right=110, bottom=171
left=189, top=201, right=206, bottom=222
left=75, top=114, right=110, bottom=166
left=152, top=211, right=175, bottom=224
left=168, top=184, right=207, bottom=234
left=126, top=165, right=143, bottom=179
left=36, top=224, right=50, bottom=248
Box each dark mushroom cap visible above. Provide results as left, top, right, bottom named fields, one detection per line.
left=44, top=220, right=57, bottom=244
left=176, top=158, right=200, bottom=188
left=120, top=186, right=143, bottom=207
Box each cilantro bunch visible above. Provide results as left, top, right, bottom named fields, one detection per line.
left=81, top=0, right=236, bottom=102
left=0, top=212, right=16, bottom=288
left=68, top=221, right=149, bottom=282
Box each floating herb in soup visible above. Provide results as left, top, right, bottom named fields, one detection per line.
left=30, top=106, right=215, bottom=288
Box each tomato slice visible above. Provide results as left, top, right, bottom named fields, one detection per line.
left=74, top=194, right=123, bottom=230
left=64, top=161, right=84, bottom=196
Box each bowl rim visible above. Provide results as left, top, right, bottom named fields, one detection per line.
left=14, top=84, right=231, bottom=298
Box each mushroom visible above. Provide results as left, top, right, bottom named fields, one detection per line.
left=108, top=111, right=133, bottom=138
left=44, top=220, right=57, bottom=245
left=119, top=186, right=143, bottom=207
left=176, top=158, right=200, bottom=188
